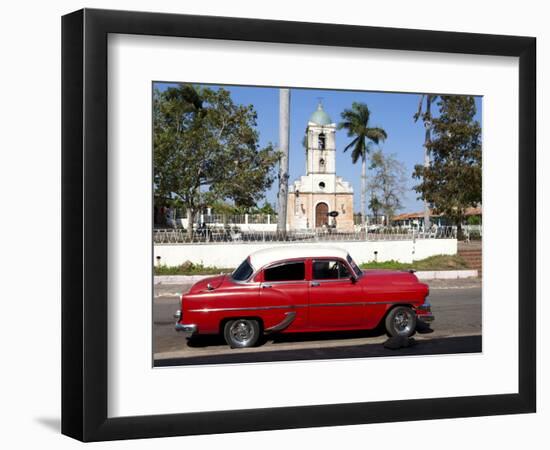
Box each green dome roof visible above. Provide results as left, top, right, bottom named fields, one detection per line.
left=309, top=102, right=332, bottom=125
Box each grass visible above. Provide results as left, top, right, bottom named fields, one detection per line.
left=154, top=254, right=469, bottom=275
left=154, top=262, right=232, bottom=275
left=359, top=254, right=469, bottom=271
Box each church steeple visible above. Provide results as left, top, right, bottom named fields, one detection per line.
left=309, top=101, right=332, bottom=125
left=287, top=101, right=354, bottom=232
left=306, top=102, right=336, bottom=176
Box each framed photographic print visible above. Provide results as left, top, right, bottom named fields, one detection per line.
left=62, top=8, right=536, bottom=442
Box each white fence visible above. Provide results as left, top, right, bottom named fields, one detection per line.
left=154, top=238, right=458, bottom=267
left=154, top=226, right=457, bottom=244
left=175, top=213, right=276, bottom=232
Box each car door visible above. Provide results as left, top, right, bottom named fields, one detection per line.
left=307, top=258, right=365, bottom=329
left=258, top=260, right=309, bottom=331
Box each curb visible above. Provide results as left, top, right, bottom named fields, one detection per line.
left=415, top=270, right=478, bottom=280
left=154, top=269, right=478, bottom=284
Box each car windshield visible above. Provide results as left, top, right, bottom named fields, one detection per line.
left=231, top=258, right=254, bottom=281
left=347, top=254, right=363, bottom=277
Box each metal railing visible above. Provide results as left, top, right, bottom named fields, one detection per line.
left=153, top=226, right=457, bottom=244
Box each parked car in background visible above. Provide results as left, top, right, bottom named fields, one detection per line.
left=175, top=245, right=433, bottom=348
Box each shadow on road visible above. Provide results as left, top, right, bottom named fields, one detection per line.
left=155, top=334, right=481, bottom=367
left=185, top=319, right=433, bottom=348
left=187, top=327, right=386, bottom=348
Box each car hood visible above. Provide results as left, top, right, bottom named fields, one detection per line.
left=360, top=269, right=420, bottom=284
left=189, top=274, right=227, bottom=294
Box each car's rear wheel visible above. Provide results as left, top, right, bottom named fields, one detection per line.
left=385, top=306, right=416, bottom=337
left=223, top=318, right=260, bottom=348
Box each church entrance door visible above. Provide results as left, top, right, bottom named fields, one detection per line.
left=315, top=202, right=329, bottom=228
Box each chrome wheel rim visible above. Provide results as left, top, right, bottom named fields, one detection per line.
left=393, top=310, right=413, bottom=335
left=230, top=320, right=254, bottom=345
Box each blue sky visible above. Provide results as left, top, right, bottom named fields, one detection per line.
left=155, top=82, right=482, bottom=213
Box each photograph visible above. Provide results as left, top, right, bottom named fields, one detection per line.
left=152, top=82, right=483, bottom=367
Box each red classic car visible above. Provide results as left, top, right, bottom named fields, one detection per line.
left=175, top=246, right=433, bottom=348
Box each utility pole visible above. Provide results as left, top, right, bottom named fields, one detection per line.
left=277, top=88, right=290, bottom=237
left=423, top=98, right=432, bottom=232
left=415, top=94, right=435, bottom=232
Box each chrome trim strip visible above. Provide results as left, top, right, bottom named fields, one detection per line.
left=188, top=304, right=308, bottom=313
left=264, top=312, right=297, bottom=333
left=311, top=302, right=362, bottom=308
left=311, top=279, right=351, bottom=284
left=188, top=300, right=414, bottom=313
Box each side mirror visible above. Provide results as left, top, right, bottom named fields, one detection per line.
left=350, top=275, right=357, bottom=284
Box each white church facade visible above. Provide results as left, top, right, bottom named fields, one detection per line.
left=287, top=103, right=355, bottom=232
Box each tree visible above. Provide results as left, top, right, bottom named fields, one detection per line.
left=368, top=149, right=407, bottom=225
left=414, top=94, right=439, bottom=230
left=277, top=88, right=290, bottom=236
left=154, top=84, right=279, bottom=238
left=153, top=85, right=203, bottom=211
left=256, top=200, right=276, bottom=216
left=368, top=195, right=382, bottom=225
left=412, top=96, right=481, bottom=239
left=338, top=102, right=387, bottom=232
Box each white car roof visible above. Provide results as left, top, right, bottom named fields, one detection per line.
left=248, top=245, right=349, bottom=270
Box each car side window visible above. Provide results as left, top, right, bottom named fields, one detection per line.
left=264, top=261, right=305, bottom=282
left=313, top=260, right=351, bottom=280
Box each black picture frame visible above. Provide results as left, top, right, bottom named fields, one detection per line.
left=62, top=8, right=536, bottom=442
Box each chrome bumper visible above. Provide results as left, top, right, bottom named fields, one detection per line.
left=416, top=302, right=434, bottom=322
left=175, top=322, right=198, bottom=337
left=417, top=312, right=434, bottom=322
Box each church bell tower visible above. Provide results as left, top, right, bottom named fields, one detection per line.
left=287, top=101, right=354, bottom=231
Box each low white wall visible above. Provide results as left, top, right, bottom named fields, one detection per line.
left=154, top=239, right=457, bottom=267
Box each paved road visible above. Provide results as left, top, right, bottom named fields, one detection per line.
left=153, top=279, right=481, bottom=366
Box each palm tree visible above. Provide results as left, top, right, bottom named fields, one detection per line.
left=338, top=102, right=387, bottom=232
left=414, top=94, right=438, bottom=231
left=277, top=88, right=291, bottom=237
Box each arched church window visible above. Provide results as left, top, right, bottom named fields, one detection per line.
left=318, top=133, right=326, bottom=150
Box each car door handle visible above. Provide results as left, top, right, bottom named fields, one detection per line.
left=262, top=284, right=272, bottom=288
left=311, top=281, right=320, bottom=287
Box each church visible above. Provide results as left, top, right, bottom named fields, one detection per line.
left=286, top=102, right=355, bottom=232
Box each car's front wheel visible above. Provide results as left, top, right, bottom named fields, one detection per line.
left=385, top=306, right=417, bottom=337
left=223, top=318, right=260, bottom=348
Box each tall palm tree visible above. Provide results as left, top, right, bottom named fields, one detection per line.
left=338, top=102, right=387, bottom=232
left=414, top=94, right=438, bottom=231
left=277, top=88, right=291, bottom=237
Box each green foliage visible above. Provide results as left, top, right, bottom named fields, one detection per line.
left=155, top=262, right=232, bottom=275
left=338, top=102, right=387, bottom=165
left=368, top=195, right=382, bottom=220
left=467, top=215, right=481, bottom=225
left=368, top=149, right=407, bottom=223
left=360, top=254, right=469, bottom=270
left=413, top=96, right=482, bottom=232
left=208, top=200, right=276, bottom=216
left=338, top=102, right=388, bottom=230
left=253, top=200, right=276, bottom=215
left=153, top=84, right=279, bottom=235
